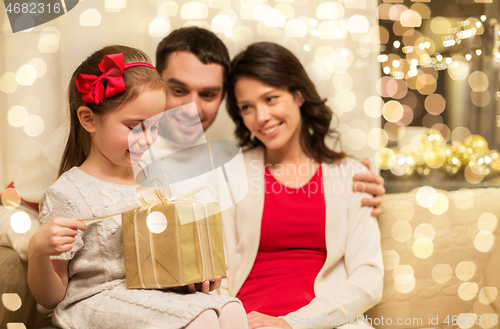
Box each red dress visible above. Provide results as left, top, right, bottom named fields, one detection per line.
left=236, top=164, right=327, bottom=316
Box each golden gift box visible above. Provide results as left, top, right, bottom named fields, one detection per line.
left=122, top=200, right=226, bottom=289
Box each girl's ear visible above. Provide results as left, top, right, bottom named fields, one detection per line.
left=294, top=91, right=305, bottom=107
left=77, top=106, right=97, bottom=133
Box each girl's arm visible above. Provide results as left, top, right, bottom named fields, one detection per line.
left=27, top=216, right=86, bottom=309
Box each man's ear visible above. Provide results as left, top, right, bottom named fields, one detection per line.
left=294, top=91, right=305, bottom=107
left=77, top=106, right=97, bottom=133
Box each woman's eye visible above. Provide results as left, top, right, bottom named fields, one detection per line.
left=266, top=96, right=277, bottom=102
left=240, top=105, right=249, bottom=111
left=151, top=125, right=159, bottom=131
left=130, top=126, right=143, bottom=132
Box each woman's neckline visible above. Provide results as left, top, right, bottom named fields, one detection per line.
left=265, top=163, right=322, bottom=190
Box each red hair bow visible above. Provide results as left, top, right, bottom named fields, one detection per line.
left=76, top=53, right=126, bottom=105
left=75, top=53, right=156, bottom=105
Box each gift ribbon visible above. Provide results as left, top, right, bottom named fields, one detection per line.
left=132, top=198, right=218, bottom=289
left=78, top=184, right=218, bottom=222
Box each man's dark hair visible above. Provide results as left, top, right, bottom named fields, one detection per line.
left=155, top=27, right=230, bottom=95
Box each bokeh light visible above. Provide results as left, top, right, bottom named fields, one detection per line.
left=367, top=128, right=389, bottom=149
left=458, top=282, right=479, bottom=301
left=149, top=17, right=171, bottom=37
left=432, top=264, right=453, bottom=284
left=2, top=293, right=22, bottom=312
left=456, top=261, right=476, bottom=281
left=316, top=2, right=344, bottom=20
left=416, top=186, right=437, bottom=208
left=1, top=188, right=21, bottom=209
left=424, top=94, right=446, bottom=115
left=10, top=211, right=31, bottom=234
left=104, top=0, right=126, bottom=12
left=147, top=212, right=168, bottom=234
left=0, top=72, right=18, bottom=93
left=284, top=19, right=307, bottom=37
left=38, top=27, right=60, bottom=53
left=23, top=115, right=44, bottom=137
left=428, top=193, right=449, bottom=215
left=275, top=3, right=294, bottom=19
left=412, top=238, right=434, bottom=259
left=28, top=58, right=47, bottom=79
left=264, top=9, right=286, bottom=27
left=16, top=65, right=37, bottom=86
left=414, top=223, right=435, bottom=241
left=471, top=90, right=491, bottom=107
left=7, top=105, right=28, bottom=128
left=400, top=10, right=422, bottom=27
left=364, top=96, right=383, bottom=118
left=391, top=221, right=413, bottom=242
left=383, top=101, right=404, bottom=122
left=478, top=213, right=497, bottom=233
left=158, top=1, right=178, bottom=17
left=474, top=231, right=494, bottom=252
left=478, top=287, right=498, bottom=305
left=393, top=200, right=414, bottom=222
left=211, top=15, right=233, bottom=33
left=469, top=71, right=489, bottom=92
left=348, top=15, right=369, bottom=33
left=180, top=2, right=208, bottom=19
left=393, top=265, right=416, bottom=294
left=79, top=9, right=102, bottom=26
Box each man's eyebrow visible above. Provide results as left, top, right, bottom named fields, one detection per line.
left=167, top=78, right=222, bottom=92
left=167, top=78, right=187, bottom=86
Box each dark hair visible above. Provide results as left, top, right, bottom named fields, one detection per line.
left=59, top=45, right=165, bottom=176
left=226, top=42, right=345, bottom=164
left=155, top=26, right=230, bottom=94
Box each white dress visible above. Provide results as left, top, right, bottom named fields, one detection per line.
left=39, top=167, right=239, bottom=329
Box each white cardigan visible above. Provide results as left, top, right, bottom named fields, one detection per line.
left=221, top=147, right=384, bottom=329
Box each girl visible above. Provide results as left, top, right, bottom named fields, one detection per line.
left=223, top=42, right=384, bottom=329
left=27, top=45, right=247, bottom=329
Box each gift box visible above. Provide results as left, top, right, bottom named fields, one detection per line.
left=121, top=201, right=226, bottom=289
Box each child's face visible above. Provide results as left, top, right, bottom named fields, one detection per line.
left=92, top=88, right=167, bottom=168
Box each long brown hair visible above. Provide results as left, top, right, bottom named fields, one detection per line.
left=59, top=45, right=165, bottom=176
left=226, top=42, right=345, bottom=164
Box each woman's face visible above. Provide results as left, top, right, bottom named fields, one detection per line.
left=234, top=77, right=304, bottom=151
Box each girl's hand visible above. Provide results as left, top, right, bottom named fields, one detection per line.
left=171, top=276, right=222, bottom=294
left=29, top=217, right=87, bottom=257
left=247, top=311, right=292, bottom=329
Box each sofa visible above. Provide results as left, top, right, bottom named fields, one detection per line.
left=1, top=187, right=499, bottom=328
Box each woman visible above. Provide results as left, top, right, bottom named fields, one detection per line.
left=222, top=42, right=384, bottom=329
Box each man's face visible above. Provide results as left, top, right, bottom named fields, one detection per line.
left=160, top=51, right=224, bottom=144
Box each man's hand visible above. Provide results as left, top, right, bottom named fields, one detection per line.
left=171, top=276, right=222, bottom=294
left=29, top=217, right=87, bottom=258
left=247, top=311, right=292, bottom=329
left=353, top=158, right=386, bottom=217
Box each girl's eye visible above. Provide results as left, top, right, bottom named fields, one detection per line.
left=266, top=96, right=277, bottom=102
left=130, top=126, right=143, bottom=132
left=151, top=125, right=159, bottom=131
left=240, top=105, right=250, bottom=112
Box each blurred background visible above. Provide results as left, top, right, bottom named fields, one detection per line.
left=0, top=0, right=380, bottom=190
left=1, top=0, right=499, bottom=193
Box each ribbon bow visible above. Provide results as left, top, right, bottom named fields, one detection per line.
left=76, top=53, right=126, bottom=105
